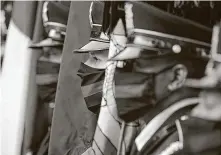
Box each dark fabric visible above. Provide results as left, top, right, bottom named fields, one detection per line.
left=114, top=57, right=178, bottom=122
left=90, top=1, right=104, bottom=25
left=102, top=2, right=126, bottom=35
left=135, top=117, right=221, bottom=155
left=112, top=46, right=208, bottom=122
left=150, top=117, right=221, bottom=155
left=36, top=131, right=50, bottom=155
left=89, top=1, right=107, bottom=42
left=129, top=124, right=179, bottom=155
left=142, top=123, right=177, bottom=154
left=150, top=131, right=180, bottom=155
left=48, top=2, right=98, bottom=155
left=77, top=63, right=105, bottom=86
left=129, top=108, right=190, bottom=155
left=77, top=62, right=105, bottom=114
left=114, top=70, right=155, bottom=122
left=129, top=2, right=212, bottom=43
left=31, top=98, right=51, bottom=154
left=102, top=2, right=111, bottom=33
left=141, top=106, right=193, bottom=155
left=37, top=61, right=60, bottom=74
left=133, top=56, right=208, bottom=79
left=38, top=83, right=57, bottom=103
left=181, top=117, right=221, bottom=154
left=84, top=92, right=102, bottom=114
left=47, top=1, right=71, bottom=25
left=115, top=56, right=207, bottom=153
left=147, top=1, right=221, bottom=27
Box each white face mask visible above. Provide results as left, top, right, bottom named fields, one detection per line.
left=40, top=47, right=62, bottom=64
left=39, top=54, right=62, bottom=64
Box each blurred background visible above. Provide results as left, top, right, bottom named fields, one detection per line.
left=1, top=1, right=13, bottom=67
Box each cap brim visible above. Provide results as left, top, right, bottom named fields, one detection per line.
left=29, top=38, right=63, bottom=48
left=109, top=46, right=141, bottom=61
left=109, top=44, right=160, bottom=61
left=73, top=40, right=109, bottom=53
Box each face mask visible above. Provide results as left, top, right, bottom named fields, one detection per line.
left=77, top=62, right=105, bottom=114
left=41, top=47, right=63, bottom=64
left=114, top=57, right=176, bottom=122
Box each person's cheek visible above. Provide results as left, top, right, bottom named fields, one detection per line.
left=155, top=69, right=174, bottom=100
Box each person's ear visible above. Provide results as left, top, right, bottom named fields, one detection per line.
left=168, top=64, right=188, bottom=91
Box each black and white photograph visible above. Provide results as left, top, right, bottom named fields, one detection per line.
left=1, top=1, right=221, bottom=155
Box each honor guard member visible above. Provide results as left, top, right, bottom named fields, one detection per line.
left=110, top=2, right=221, bottom=155
left=74, top=1, right=107, bottom=115
left=72, top=2, right=129, bottom=155
left=29, top=1, right=70, bottom=64
left=74, top=2, right=141, bottom=155
left=74, top=1, right=126, bottom=115
left=28, top=1, right=70, bottom=155
left=68, top=2, right=108, bottom=154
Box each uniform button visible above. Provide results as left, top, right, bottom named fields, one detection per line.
left=172, top=44, right=182, bottom=53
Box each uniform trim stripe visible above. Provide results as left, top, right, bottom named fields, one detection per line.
left=135, top=97, right=200, bottom=151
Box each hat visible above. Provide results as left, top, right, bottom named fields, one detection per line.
left=73, top=1, right=110, bottom=53
left=110, top=2, right=212, bottom=61
left=43, top=1, right=70, bottom=29
left=29, top=37, right=63, bottom=48
left=29, top=1, right=70, bottom=48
